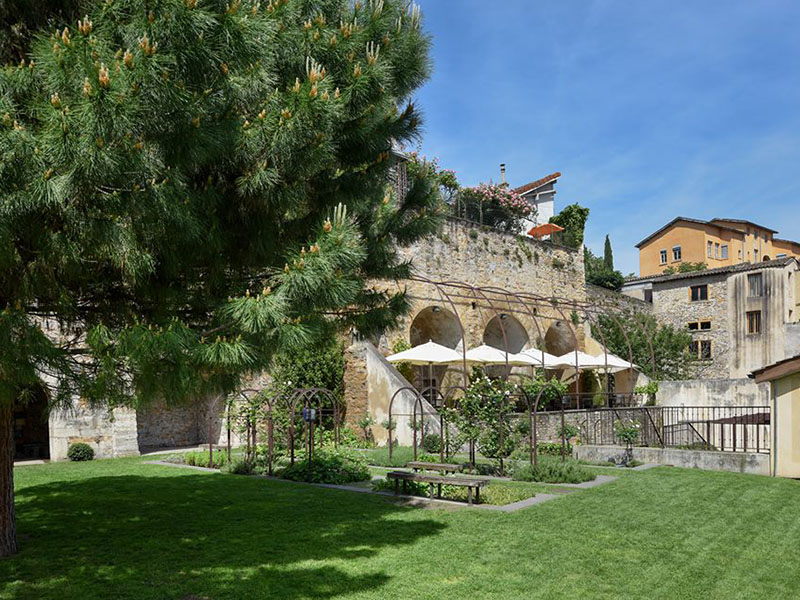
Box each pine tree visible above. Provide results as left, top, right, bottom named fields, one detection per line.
left=0, top=0, right=440, bottom=556
left=603, top=234, right=614, bottom=271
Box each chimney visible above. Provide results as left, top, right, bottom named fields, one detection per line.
left=500, top=163, right=506, bottom=184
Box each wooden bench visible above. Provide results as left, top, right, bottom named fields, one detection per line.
left=386, top=470, right=489, bottom=505
left=406, top=461, right=463, bottom=474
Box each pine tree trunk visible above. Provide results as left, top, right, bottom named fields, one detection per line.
left=0, top=402, right=18, bottom=557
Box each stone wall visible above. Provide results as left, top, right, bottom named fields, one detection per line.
left=585, top=283, right=653, bottom=316
left=657, top=378, right=770, bottom=408
left=49, top=401, right=139, bottom=461
left=652, top=271, right=730, bottom=378
left=384, top=219, right=587, bottom=376
left=342, top=341, right=369, bottom=429
left=136, top=402, right=205, bottom=451
left=574, top=444, right=770, bottom=476
left=344, top=219, right=589, bottom=431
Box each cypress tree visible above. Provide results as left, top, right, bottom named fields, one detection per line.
left=0, top=0, right=439, bottom=556
left=603, top=234, right=614, bottom=270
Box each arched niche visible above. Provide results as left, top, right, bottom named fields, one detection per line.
left=483, top=314, right=529, bottom=353
left=409, top=306, right=462, bottom=350
left=408, top=306, right=463, bottom=402
left=544, top=320, right=577, bottom=356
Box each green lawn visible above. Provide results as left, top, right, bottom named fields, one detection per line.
left=2, top=458, right=799, bottom=599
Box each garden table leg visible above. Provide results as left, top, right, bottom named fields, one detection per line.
left=437, top=483, right=442, bottom=498
left=467, top=487, right=473, bottom=506
left=394, top=479, right=399, bottom=495
left=429, top=483, right=434, bottom=499
left=402, top=480, right=407, bottom=494
left=475, top=487, right=480, bottom=504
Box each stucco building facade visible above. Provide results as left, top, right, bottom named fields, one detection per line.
left=635, top=217, right=800, bottom=278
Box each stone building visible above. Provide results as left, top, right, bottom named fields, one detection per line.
left=341, top=217, right=632, bottom=445
left=622, top=258, right=800, bottom=380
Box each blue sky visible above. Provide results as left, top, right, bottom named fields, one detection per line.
left=412, top=0, right=800, bottom=275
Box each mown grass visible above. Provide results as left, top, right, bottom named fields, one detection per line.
left=2, top=457, right=800, bottom=599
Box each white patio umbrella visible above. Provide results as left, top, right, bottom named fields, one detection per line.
left=553, top=351, right=609, bottom=370
left=386, top=340, right=465, bottom=396
left=464, top=344, right=538, bottom=366
left=520, top=348, right=563, bottom=369
left=385, top=340, right=463, bottom=365
left=594, top=351, right=638, bottom=373
left=553, top=351, right=609, bottom=407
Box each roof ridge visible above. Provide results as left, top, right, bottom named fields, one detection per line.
left=625, top=257, right=797, bottom=284
left=512, top=172, right=561, bottom=195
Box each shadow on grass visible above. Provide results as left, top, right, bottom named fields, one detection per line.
left=1, top=469, right=446, bottom=599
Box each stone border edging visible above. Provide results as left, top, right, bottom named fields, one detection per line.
left=144, top=460, right=618, bottom=512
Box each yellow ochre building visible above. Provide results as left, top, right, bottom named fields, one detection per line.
left=636, top=217, right=800, bottom=277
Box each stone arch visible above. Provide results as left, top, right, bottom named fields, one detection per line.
left=408, top=306, right=464, bottom=397
left=409, top=306, right=463, bottom=350
left=483, top=314, right=529, bottom=353
left=544, top=319, right=577, bottom=356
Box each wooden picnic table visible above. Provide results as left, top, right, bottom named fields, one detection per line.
left=386, top=470, right=489, bottom=505
left=406, top=461, right=462, bottom=474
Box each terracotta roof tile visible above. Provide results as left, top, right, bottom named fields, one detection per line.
left=512, top=172, right=561, bottom=195
left=623, top=257, right=797, bottom=285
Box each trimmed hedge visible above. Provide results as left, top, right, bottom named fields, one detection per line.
left=67, top=443, right=95, bottom=462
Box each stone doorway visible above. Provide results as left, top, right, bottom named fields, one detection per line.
left=14, top=385, right=50, bottom=460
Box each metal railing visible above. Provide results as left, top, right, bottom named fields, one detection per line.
left=577, top=405, right=770, bottom=454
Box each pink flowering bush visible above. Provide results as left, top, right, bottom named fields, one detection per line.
left=456, top=183, right=535, bottom=233
left=405, top=151, right=459, bottom=204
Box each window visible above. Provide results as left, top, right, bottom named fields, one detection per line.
left=777, top=253, right=787, bottom=259
left=672, top=246, right=682, bottom=261
left=738, top=249, right=742, bottom=260
left=659, top=249, right=668, bottom=264
left=688, top=322, right=699, bottom=331
left=689, top=321, right=711, bottom=331
left=690, top=284, right=708, bottom=301
left=707, top=241, right=713, bottom=258
left=746, top=310, right=762, bottom=334
left=714, top=243, right=720, bottom=258
left=748, top=273, right=763, bottom=297
left=644, top=289, right=653, bottom=303
left=689, top=340, right=712, bottom=360
left=721, top=245, right=728, bottom=259
left=700, top=321, right=711, bottom=330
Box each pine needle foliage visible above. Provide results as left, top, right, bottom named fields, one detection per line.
left=0, top=0, right=442, bottom=410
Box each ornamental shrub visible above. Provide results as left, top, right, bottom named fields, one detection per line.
left=67, top=442, right=94, bottom=462
left=225, top=459, right=254, bottom=475
left=615, top=419, right=641, bottom=448
left=422, top=433, right=442, bottom=454
left=183, top=450, right=228, bottom=469
left=512, top=458, right=595, bottom=484
left=279, top=448, right=370, bottom=484
left=536, top=441, right=573, bottom=457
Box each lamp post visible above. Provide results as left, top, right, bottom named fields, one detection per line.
left=561, top=395, right=567, bottom=464
left=302, top=406, right=317, bottom=481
